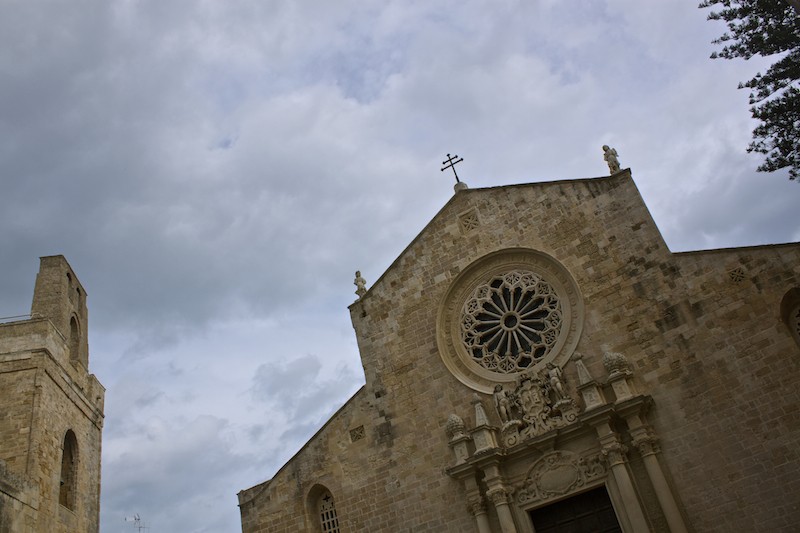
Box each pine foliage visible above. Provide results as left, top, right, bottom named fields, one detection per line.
left=700, top=0, right=800, bottom=180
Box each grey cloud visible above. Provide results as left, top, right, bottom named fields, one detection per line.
left=2, top=2, right=798, bottom=533
left=252, top=354, right=322, bottom=402
left=251, top=354, right=360, bottom=425
left=101, top=415, right=252, bottom=533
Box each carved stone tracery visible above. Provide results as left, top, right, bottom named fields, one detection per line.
left=462, top=271, right=563, bottom=373
left=436, top=249, right=584, bottom=393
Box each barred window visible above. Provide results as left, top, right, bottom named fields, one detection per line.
left=318, top=491, right=340, bottom=533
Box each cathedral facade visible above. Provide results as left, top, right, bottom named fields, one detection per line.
left=238, top=170, right=800, bottom=532
left=0, top=256, right=104, bottom=533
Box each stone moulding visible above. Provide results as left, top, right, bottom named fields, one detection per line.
left=515, top=450, right=607, bottom=507
left=436, top=248, right=584, bottom=393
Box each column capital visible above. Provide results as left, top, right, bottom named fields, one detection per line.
left=631, top=427, right=660, bottom=457
left=601, top=440, right=628, bottom=467
left=487, top=486, right=513, bottom=506
left=467, top=495, right=487, bottom=516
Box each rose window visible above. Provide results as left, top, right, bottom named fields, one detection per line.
left=461, top=270, right=562, bottom=373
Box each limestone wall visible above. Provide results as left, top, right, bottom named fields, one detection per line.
left=239, top=172, right=800, bottom=532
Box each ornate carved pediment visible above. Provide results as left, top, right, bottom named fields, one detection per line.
left=515, top=450, right=606, bottom=507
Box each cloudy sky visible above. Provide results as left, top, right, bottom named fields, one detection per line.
left=1, top=1, right=798, bottom=532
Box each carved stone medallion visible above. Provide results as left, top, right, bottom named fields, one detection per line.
left=516, top=451, right=607, bottom=506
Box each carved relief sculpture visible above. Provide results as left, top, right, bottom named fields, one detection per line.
left=493, top=363, right=579, bottom=447
left=516, top=450, right=607, bottom=506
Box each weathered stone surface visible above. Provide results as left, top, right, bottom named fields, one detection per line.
left=238, top=172, right=800, bottom=532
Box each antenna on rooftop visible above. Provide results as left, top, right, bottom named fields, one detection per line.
left=124, top=513, right=150, bottom=532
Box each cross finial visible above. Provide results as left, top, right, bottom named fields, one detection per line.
left=441, top=153, right=464, bottom=183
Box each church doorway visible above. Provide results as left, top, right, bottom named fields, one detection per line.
left=529, top=486, right=622, bottom=533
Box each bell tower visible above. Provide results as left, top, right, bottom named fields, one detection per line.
left=31, top=255, right=90, bottom=369
left=0, top=256, right=104, bottom=533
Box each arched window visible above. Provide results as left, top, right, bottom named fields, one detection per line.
left=59, top=430, right=78, bottom=510
left=781, top=288, right=800, bottom=347
left=317, top=491, right=340, bottom=533
left=69, top=316, right=80, bottom=364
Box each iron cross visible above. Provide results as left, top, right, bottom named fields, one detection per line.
left=441, top=153, right=464, bottom=183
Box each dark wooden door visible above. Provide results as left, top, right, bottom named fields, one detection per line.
left=529, top=487, right=622, bottom=533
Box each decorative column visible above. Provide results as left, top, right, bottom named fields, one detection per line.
left=466, top=494, right=492, bottom=533
left=460, top=473, right=490, bottom=533
left=628, top=415, right=688, bottom=533
left=471, top=395, right=515, bottom=531
left=596, top=422, right=651, bottom=532
left=486, top=485, right=516, bottom=533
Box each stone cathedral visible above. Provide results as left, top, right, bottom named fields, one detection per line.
left=0, top=256, right=104, bottom=533
left=237, top=165, right=800, bottom=532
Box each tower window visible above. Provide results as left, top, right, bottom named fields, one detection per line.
left=59, top=430, right=78, bottom=510
left=69, top=316, right=80, bottom=364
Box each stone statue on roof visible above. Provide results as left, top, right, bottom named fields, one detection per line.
left=354, top=271, right=367, bottom=298
left=603, top=145, right=621, bottom=174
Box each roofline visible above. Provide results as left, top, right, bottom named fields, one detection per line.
left=237, top=385, right=367, bottom=505
left=673, top=241, right=800, bottom=255
left=350, top=170, right=632, bottom=308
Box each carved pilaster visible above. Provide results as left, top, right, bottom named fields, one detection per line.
left=587, top=406, right=650, bottom=532
left=467, top=495, right=487, bottom=516
left=626, top=415, right=689, bottom=533
left=631, top=429, right=660, bottom=457
left=467, top=493, right=492, bottom=533
left=486, top=485, right=518, bottom=533
left=601, top=440, right=628, bottom=468
left=487, top=486, right=512, bottom=506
